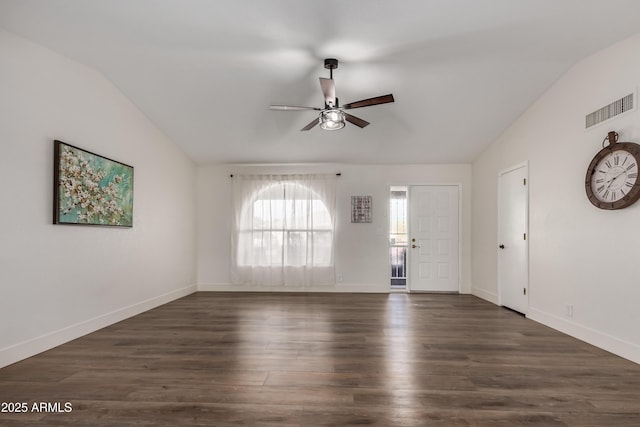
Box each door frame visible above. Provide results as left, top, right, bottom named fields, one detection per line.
left=405, top=183, right=463, bottom=293
left=497, top=162, right=529, bottom=312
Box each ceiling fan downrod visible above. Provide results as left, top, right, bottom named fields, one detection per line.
left=324, top=58, right=338, bottom=80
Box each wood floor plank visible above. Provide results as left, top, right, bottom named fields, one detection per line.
left=1, top=292, right=640, bottom=426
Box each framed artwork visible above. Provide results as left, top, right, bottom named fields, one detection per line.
left=351, top=195, right=372, bottom=223
left=53, top=140, right=134, bottom=227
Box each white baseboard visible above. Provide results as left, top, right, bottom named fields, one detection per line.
left=527, top=307, right=640, bottom=365
left=0, top=284, right=197, bottom=369
left=471, top=287, right=499, bottom=304
left=197, top=283, right=390, bottom=293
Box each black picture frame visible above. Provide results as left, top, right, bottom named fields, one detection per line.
left=53, top=140, right=134, bottom=227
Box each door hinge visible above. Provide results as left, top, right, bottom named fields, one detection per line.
left=523, top=178, right=527, bottom=185
left=523, top=232, right=527, bottom=240
left=524, top=288, right=527, bottom=295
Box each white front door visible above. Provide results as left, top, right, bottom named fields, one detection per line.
left=408, top=185, right=460, bottom=292
left=498, top=164, right=529, bottom=314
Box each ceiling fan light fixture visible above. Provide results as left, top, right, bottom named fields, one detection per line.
left=319, top=109, right=345, bottom=130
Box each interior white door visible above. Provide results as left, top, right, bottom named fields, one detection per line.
left=408, top=185, right=459, bottom=292
left=498, top=164, right=529, bottom=314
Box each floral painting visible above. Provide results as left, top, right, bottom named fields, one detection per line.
left=53, top=140, right=134, bottom=227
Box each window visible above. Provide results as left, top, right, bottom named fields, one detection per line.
left=238, top=183, right=332, bottom=267
left=231, top=174, right=336, bottom=286
left=389, top=187, right=408, bottom=289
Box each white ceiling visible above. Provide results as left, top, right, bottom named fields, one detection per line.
left=2, top=0, right=640, bottom=165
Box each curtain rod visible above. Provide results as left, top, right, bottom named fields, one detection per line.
left=230, top=173, right=341, bottom=178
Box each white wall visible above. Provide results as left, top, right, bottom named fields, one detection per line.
left=0, top=30, right=197, bottom=368
left=472, top=33, right=640, bottom=363
left=197, top=163, right=472, bottom=293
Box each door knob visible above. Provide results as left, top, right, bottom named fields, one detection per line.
left=499, top=244, right=505, bottom=249
left=412, top=244, right=421, bottom=249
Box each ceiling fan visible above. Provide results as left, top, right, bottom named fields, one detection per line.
left=269, top=58, right=395, bottom=131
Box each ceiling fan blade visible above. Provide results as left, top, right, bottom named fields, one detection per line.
left=270, top=105, right=321, bottom=111
left=343, top=94, right=395, bottom=109
left=301, top=118, right=320, bottom=131
left=344, top=113, right=370, bottom=128
left=319, top=77, right=336, bottom=107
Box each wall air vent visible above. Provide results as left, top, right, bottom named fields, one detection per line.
left=586, top=93, right=634, bottom=129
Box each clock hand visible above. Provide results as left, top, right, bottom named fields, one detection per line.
left=612, top=170, right=626, bottom=180
left=605, top=170, right=627, bottom=189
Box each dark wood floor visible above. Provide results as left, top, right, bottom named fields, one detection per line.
left=1, top=293, right=639, bottom=426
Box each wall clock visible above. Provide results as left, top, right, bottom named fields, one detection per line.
left=585, top=131, right=640, bottom=210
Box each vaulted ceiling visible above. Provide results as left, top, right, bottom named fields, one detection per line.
left=2, top=0, right=640, bottom=164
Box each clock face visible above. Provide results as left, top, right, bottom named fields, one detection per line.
left=590, top=150, right=638, bottom=202
left=585, top=142, right=640, bottom=210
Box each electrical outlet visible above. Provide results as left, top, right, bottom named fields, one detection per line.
left=337, top=274, right=343, bottom=283
left=566, top=304, right=574, bottom=318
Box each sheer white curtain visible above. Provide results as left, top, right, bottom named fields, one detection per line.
left=231, top=174, right=337, bottom=286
